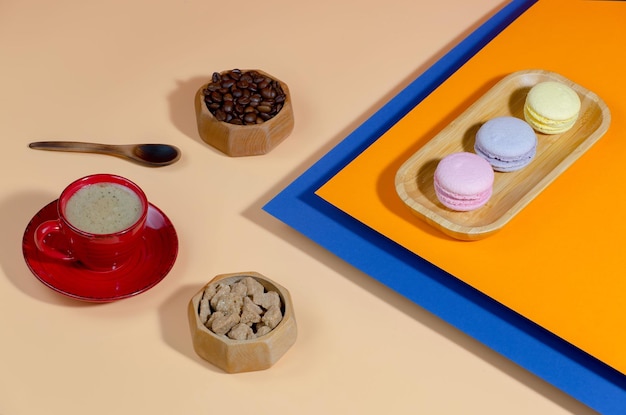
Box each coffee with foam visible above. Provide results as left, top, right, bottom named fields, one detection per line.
left=65, top=182, right=143, bottom=234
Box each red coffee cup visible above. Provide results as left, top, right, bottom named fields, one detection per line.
left=34, top=174, right=148, bottom=271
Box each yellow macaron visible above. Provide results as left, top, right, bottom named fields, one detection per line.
left=524, top=81, right=581, bottom=134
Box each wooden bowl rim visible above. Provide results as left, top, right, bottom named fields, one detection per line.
left=197, top=69, right=292, bottom=130
left=190, top=271, right=294, bottom=344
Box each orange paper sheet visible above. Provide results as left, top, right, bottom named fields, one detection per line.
left=317, top=0, right=626, bottom=373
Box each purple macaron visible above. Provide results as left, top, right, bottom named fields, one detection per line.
left=474, top=116, right=537, bottom=172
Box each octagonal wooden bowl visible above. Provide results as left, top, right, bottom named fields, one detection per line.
left=194, top=70, right=294, bottom=157
left=187, top=271, right=297, bottom=373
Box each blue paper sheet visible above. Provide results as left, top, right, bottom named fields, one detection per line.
left=263, top=1, right=626, bottom=412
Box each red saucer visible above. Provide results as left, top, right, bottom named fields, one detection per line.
left=22, top=200, right=178, bottom=302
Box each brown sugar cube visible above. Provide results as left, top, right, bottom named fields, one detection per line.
left=253, top=290, right=281, bottom=310
left=241, top=296, right=263, bottom=326
left=228, top=323, right=255, bottom=341
left=262, top=305, right=283, bottom=329
left=207, top=311, right=240, bottom=336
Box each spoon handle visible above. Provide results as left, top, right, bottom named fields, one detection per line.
left=29, top=141, right=116, bottom=154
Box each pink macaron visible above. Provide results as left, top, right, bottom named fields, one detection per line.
left=434, top=152, right=494, bottom=211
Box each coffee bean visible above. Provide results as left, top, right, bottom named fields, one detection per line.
left=215, top=109, right=226, bottom=122
left=259, top=100, right=274, bottom=108
left=202, top=69, right=287, bottom=125
left=244, top=113, right=257, bottom=124
left=260, top=87, right=276, bottom=99
left=221, top=79, right=235, bottom=89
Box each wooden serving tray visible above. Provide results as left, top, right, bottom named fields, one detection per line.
left=395, top=69, right=610, bottom=240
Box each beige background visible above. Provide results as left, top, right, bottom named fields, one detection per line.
left=0, top=1, right=598, bottom=414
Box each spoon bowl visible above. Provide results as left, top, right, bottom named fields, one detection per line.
left=28, top=141, right=181, bottom=167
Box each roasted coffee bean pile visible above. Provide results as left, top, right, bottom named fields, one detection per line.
left=202, top=69, right=287, bottom=125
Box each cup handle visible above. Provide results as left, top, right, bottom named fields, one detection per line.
left=34, top=220, right=76, bottom=262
